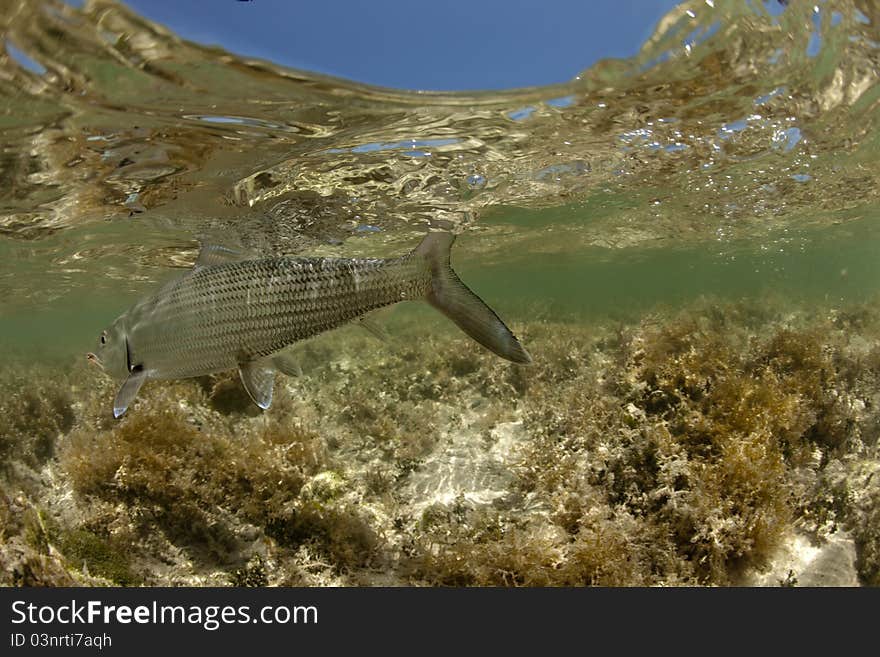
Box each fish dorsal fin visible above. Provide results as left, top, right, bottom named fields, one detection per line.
left=114, top=366, right=147, bottom=418
left=239, top=360, right=275, bottom=409
left=271, top=351, right=303, bottom=377
left=195, top=244, right=255, bottom=270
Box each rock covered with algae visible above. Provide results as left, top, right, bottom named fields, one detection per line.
left=1, top=297, right=879, bottom=586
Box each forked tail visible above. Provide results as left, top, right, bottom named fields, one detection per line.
left=413, top=232, right=531, bottom=364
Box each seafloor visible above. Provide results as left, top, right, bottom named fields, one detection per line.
left=1, top=296, right=878, bottom=587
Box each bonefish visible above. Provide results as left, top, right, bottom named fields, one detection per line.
left=89, top=232, right=531, bottom=418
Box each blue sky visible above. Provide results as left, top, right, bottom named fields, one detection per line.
left=121, top=0, right=682, bottom=91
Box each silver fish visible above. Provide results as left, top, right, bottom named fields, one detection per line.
left=89, top=232, right=530, bottom=418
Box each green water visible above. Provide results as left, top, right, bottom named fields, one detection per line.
left=2, top=0, right=879, bottom=363
left=6, top=209, right=880, bottom=364
left=471, top=205, right=880, bottom=315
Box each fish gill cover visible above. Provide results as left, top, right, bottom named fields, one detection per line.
left=0, top=0, right=879, bottom=586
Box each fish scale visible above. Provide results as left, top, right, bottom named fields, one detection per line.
left=129, top=254, right=429, bottom=379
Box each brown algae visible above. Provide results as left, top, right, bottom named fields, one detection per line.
left=0, top=299, right=878, bottom=586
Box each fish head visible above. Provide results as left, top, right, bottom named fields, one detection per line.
left=87, top=318, right=130, bottom=380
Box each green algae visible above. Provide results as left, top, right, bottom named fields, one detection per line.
left=1, top=298, right=878, bottom=586
left=54, top=527, right=141, bottom=586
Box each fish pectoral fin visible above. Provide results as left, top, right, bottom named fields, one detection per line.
left=271, top=352, right=302, bottom=378
left=113, top=367, right=148, bottom=418
left=239, top=361, right=275, bottom=409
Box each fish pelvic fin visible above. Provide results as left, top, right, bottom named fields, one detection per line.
left=414, top=232, right=531, bottom=364
left=355, top=313, right=391, bottom=342
left=239, top=360, right=275, bottom=409
left=113, top=366, right=147, bottom=418
left=271, top=351, right=303, bottom=377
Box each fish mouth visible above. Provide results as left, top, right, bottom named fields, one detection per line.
left=86, top=352, right=103, bottom=369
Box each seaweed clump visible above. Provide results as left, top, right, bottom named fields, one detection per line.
left=408, top=303, right=879, bottom=586
left=0, top=487, right=77, bottom=586
left=1, top=299, right=878, bottom=586
left=0, top=366, right=75, bottom=469
left=58, top=380, right=379, bottom=583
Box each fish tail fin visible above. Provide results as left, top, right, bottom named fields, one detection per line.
left=414, top=232, right=531, bottom=364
